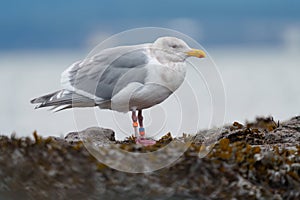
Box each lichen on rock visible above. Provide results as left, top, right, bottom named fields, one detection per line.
left=0, top=116, right=299, bottom=199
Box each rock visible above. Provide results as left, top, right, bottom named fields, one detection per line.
left=65, top=127, right=115, bottom=146
left=0, top=116, right=299, bottom=199
left=0, top=134, right=96, bottom=200
left=218, top=116, right=300, bottom=147
left=265, top=116, right=300, bottom=145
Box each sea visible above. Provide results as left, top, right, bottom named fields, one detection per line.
left=0, top=46, right=299, bottom=140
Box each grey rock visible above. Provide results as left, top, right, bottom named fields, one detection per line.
left=65, top=127, right=115, bottom=146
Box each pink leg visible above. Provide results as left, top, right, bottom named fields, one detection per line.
left=135, top=110, right=156, bottom=146
left=131, top=111, right=138, bottom=137
left=138, top=110, right=145, bottom=137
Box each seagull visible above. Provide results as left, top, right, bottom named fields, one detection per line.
left=31, top=37, right=206, bottom=145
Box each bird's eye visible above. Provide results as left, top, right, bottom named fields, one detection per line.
left=171, top=45, right=178, bottom=48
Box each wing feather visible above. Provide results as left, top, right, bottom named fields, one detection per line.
left=61, top=44, right=151, bottom=100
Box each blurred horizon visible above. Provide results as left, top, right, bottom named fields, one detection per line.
left=1, top=0, right=300, bottom=50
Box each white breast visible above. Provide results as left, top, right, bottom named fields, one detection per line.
left=145, top=59, right=187, bottom=92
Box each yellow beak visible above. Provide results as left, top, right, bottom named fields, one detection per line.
left=186, top=49, right=206, bottom=58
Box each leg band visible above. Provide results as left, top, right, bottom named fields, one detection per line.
left=133, top=121, right=138, bottom=127
left=139, top=127, right=145, bottom=136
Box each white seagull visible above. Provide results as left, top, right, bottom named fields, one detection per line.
left=31, top=37, right=206, bottom=145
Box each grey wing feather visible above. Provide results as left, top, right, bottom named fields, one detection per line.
left=62, top=44, right=150, bottom=100
left=96, top=67, right=147, bottom=99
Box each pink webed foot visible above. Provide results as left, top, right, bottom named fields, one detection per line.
left=135, top=137, right=156, bottom=146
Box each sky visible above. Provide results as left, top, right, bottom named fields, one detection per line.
left=1, top=0, right=300, bottom=50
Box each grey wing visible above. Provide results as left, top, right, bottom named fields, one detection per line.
left=61, top=45, right=150, bottom=101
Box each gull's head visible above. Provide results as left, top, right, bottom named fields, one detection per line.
left=152, top=37, right=206, bottom=63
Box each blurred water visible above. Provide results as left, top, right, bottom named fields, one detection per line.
left=0, top=46, right=299, bottom=139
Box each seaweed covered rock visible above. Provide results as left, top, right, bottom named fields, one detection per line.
left=0, top=133, right=96, bottom=200
left=219, top=116, right=300, bottom=149
left=0, top=116, right=299, bottom=200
